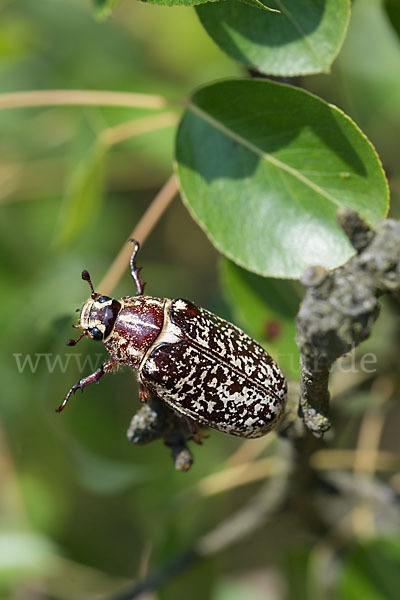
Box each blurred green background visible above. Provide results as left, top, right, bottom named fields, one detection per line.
left=0, top=0, right=399, bottom=598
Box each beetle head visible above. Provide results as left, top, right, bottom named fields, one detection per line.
left=67, top=270, right=121, bottom=346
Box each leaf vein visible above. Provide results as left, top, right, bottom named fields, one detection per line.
left=188, top=102, right=343, bottom=209
left=273, top=0, right=322, bottom=66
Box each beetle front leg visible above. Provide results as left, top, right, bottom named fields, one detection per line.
left=56, top=358, right=116, bottom=412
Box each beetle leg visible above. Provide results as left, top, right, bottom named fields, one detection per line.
left=56, top=358, right=116, bottom=412
left=139, top=382, right=149, bottom=403
left=185, top=416, right=197, bottom=435
left=129, top=239, right=146, bottom=296
left=185, top=417, right=203, bottom=445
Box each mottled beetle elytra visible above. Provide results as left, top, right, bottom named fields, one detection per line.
left=58, top=241, right=287, bottom=466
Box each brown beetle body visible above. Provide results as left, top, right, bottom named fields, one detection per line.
left=141, top=298, right=286, bottom=438
left=59, top=242, right=287, bottom=441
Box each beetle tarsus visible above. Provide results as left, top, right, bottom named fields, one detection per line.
left=56, top=358, right=116, bottom=412
left=129, top=239, right=146, bottom=296
left=66, top=331, right=87, bottom=346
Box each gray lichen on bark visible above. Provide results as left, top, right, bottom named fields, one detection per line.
left=296, top=209, right=400, bottom=437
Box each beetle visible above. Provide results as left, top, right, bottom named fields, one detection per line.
left=57, top=240, right=287, bottom=439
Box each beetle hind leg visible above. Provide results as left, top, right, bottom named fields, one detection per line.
left=185, top=416, right=205, bottom=445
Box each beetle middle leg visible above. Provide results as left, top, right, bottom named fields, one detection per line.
left=56, top=358, right=116, bottom=412
left=129, top=239, right=146, bottom=296
left=185, top=416, right=204, bottom=445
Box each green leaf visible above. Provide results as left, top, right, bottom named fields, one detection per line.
left=214, top=578, right=270, bottom=600
left=54, top=141, right=106, bottom=247
left=384, top=0, right=400, bottom=39
left=137, top=0, right=214, bottom=6
left=0, top=531, right=58, bottom=578
left=196, top=0, right=350, bottom=76
left=219, top=258, right=300, bottom=377
left=93, top=0, right=121, bottom=20
left=175, top=79, right=389, bottom=279
left=138, top=0, right=278, bottom=8
left=283, top=547, right=310, bottom=600
left=338, top=539, right=400, bottom=600
left=239, top=0, right=279, bottom=12
left=69, top=443, right=149, bottom=494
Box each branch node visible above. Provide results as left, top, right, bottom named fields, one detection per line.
left=337, top=208, right=375, bottom=252
left=300, top=265, right=329, bottom=289
left=296, top=213, right=400, bottom=438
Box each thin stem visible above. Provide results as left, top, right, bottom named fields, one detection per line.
left=310, top=449, right=400, bottom=471
left=353, top=411, right=386, bottom=475
left=98, top=174, right=179, bottom=295
left=0, top=89, right=169, bottom=111
left=0, top=113, right=179, bottom=205
left=350, top=378, right=392, bottom=539
left=99, top=112, right=179, bottom=148
left=226, top=433, right=276, bottom=467
left=110, top=551, right=199, bottom=600
left=194, top=456, right=287, bottom=498
left=196, top=466, right=290, bottom=556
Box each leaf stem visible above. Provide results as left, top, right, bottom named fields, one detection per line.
left=194, top=456, right=287, bottom=498
left=99, top=112, right=179, bottom=148
left=98, top=174, right=179, bottom=295
left=0, top=89, right=169, bottom=111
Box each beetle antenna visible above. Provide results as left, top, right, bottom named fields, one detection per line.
left=82, top=270, right=96, bottom=299
left=129, top=239, right=146, bottom=296
left=66, top=331, right=87, bottom=346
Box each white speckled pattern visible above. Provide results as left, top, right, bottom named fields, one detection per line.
left=140, top=299, right=287, bottom=438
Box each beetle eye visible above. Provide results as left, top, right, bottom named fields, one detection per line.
left=89, top=327, right=103, bottom=340
left=97, top=295, right=110, bottom=304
